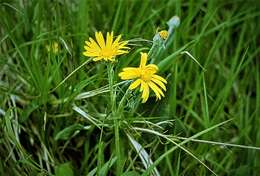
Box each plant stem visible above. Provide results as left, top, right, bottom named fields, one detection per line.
left=107, top=63, right=122, bottom=175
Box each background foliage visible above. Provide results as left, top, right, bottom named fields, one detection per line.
left=0, top=0, right=260, bottom=175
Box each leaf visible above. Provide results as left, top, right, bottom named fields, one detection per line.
left=98, top=157, right=117, bottom=176
left=55, top=162, right=74, bottom=176
left=20, top=100, right=39, bottom=122
left=87, top=157, right=117, bottom=176
left=127, top=134, right=160, bottom=176
left=54, top=124, right=87, bottom=141
left=121, top=171, right=140, bottom=176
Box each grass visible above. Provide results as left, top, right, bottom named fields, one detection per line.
left=0, top=0, right=260, bottom=175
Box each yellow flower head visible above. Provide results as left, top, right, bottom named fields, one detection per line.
left=83, top=31, right=129, bottom=62
left=46, top=42, right=59, bottom=54
left=119, top=52, right=167, bottom=103
left=159, top=30, right=168, bottom=40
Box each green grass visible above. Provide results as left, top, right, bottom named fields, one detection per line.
left=1, top=0, right=260, bottom=175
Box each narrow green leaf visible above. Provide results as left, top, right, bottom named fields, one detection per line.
left=54, top=124, right=88, bottom=141
left=55, top=162, right=74, bottom=176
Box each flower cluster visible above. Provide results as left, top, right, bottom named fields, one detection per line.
left=83, top=31, right=168, bottom=103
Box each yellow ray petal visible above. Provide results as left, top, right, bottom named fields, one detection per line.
left=151, top=77, right=166, bottom=91
left=117, top=50, right=129, bottom=55
left=122, top=67, right=139, bottom=71
left=118, top=71, right=140, bottom=80
left=119, top=41, right=128, bottom=47
left=112, top=35, right=122, bottom=47
left=89, top=37, right=100, bottom=49
left=84, top=46, right=100, bottom=53
left=85, top=41, right=92, bottom=47
left=83, top=51, right=98, bottom=57
left=140, top=52, right=148, bottom=68
left=146, top=64, right=158, bottom=73
left=140, top=80, right=145, bottom=92
left=122, top=68, right=140, bottom=76
left=148, top=81, right=165, bottom=98
left=129, top=79, right=142, bottom=90
left=141, top=82, right=150, bottom=103
left=93, top=57, right=103, bottom=61
left=106, top=32, right=113, bottom=47
left=108, top=57, right=115, bottom=62
left=148, top=81, right=162, bottom=100
left=95, top=32, right=106, bottom=48
left=118, top=46, right=130, bottom=50
left=89, top=38, right=99, bottom=47
left=152, top=74, right=167, bottom=84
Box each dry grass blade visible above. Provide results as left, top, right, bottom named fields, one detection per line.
left=127, top=133, right=160, bottom=176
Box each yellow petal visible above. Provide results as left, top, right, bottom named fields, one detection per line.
left=148, top=81, right=165, bottom=99
left=119, top=41, right=128, bottom=47
left=148, top=81, right=161, bottom=100
left=141, top=81, right=149, bottom=103
left=95, top=32, right=105, bottom=48
left=146, top=64, right=158, bottom=73
left=118, top=70, right=140, bottom=80
left=106, top=32, right=113, bottom=47
left=83, top=51, right=98, bottom=57
left=122, top=67, right=140, bottom=76
left=140, top=52, right=148, bottom=68
left=108, top=57, right=115, bottom=62
left=117, top=50, right=129, bottom=55
left=93, top=57, right=103, bottom=61
left=151, top=77, right=166, bottom=91
left=84, top=45, right=100, bottom=53
left=140, top=80, right=145, bottom=92
left=85, top=41, right=92, bottom=47
left=118, top=46, right=130, bottom=50
left=152, top=75, right=167, bottom=84
left=89, top=37, right=100, bottom=49
left=112, top=35, right=122, bottom=48
left=129, top=79, right=141, bottom=90
left=122, top=67, right=139, bottom=72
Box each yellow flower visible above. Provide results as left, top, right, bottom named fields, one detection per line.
left=83, top=31, right=129, bottom=62
left=119, top=52, right=167, bottom=103
left=46, top=42, right=59, bottom=54
left=159, top=30, right=168, bottom=40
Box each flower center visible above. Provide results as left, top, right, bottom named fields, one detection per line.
left=100, top=48, right=115, bottom=58
left=140, top=69, right=153, bottom=81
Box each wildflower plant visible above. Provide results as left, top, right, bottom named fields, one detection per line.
left=81, top=17, right=180, bottom=104
left=59, top=16, right=180, bottom=175
left=81, top=29, right=170, bottom=103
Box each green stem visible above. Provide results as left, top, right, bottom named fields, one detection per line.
left=107, top=63, right=122, bottom=175
left=115, top=121, right=121, bottom=174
